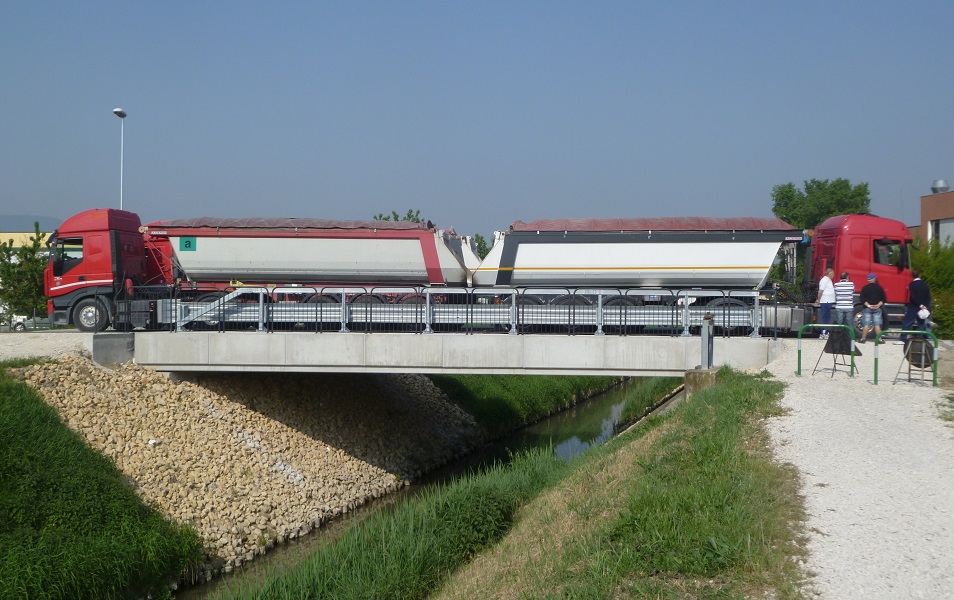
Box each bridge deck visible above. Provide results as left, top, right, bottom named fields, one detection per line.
left=94, top=332, right=782, bottom=376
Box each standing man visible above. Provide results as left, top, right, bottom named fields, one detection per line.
left=833, top=271, right=855, bottom=328
left=859, top=273, right=886, bottom=343
left=898, top=269, right=931, bottom=344
left=816, top=267, right=836, bottom=339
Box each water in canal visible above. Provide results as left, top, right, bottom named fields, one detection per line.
left=176, top=377, right=675, bottom=599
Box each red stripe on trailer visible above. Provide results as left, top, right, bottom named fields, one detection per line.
left=418, top=235, right=445, bottom=284
left=145, top=227, right=436, bottom=240
left=153, top=217, right=431, bottom=230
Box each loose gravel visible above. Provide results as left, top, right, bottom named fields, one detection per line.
left=3, top=331, right=953, bottom=596
left=764, top=337, right=954, bottom=599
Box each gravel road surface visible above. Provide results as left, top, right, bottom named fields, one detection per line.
left=0, top=331, right=92, bottom=361
left=764, top=337, right=954, bottom=599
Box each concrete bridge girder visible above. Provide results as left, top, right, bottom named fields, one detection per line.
left=107, top=332, right=780, bottom=376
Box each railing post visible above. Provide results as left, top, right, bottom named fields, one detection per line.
left=701, top=312, right=714, bottom=368
left=795, top=323, right=811, bottom=376
left=423, top=290, right=434, bottom=334
left=595, top=291, right=604, bottom=336
left=339, top=289, right=349, bottom=333
left=680, top=291, right=691, bottom=337
left=749, top=293, right=761, bottom=338
left=258, top=288, right=266, bottom=332
left=509, top=291, right=518, bottom=335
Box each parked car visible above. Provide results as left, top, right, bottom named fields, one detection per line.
left=11, top=314, right=54, bottom=331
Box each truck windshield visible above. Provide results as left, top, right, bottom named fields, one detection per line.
left=873, top=239, right=908, bottom=269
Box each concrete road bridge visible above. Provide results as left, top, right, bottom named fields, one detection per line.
left=93, top=331, right=782, bottom=377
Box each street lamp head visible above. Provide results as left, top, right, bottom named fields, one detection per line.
left=113, top=108, right=127, bottom=119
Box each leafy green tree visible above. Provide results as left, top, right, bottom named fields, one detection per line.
left=771, top=178, right=871, bottom=230
left=472, top=233, right=490, bottom=259
left=912, top=238, right=954, bottom=339
left=371, top=209, right=491, bottom=259
left=373, top=209, right=424, bottom=223
left=0, top=222, right=48, bottom=320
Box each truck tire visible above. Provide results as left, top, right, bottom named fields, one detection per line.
left=13, top=322, right=25, bottom=332
left=73, top=298, right=109, bottom=332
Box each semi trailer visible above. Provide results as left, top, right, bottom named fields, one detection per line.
left=43, top=208, right=914, bottom=336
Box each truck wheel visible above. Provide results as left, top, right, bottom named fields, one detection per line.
left=13, top=322, right=26, bottom=332
left=73, top=298, right=109, bottom=332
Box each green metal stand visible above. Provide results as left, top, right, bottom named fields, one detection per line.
left=873, top=330, right=939, bottom=387
left=796, top=323, right=857, bottom=378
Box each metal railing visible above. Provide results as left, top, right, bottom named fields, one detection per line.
left=116, top=284, right=777, bottom=337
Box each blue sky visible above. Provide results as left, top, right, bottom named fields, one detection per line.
left=2, top=1, right=952, bottom=238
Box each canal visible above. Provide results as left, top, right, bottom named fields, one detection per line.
left=176, top=377, right=681, bottom=599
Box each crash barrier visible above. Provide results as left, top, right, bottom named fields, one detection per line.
left=114, top=285, right=795, bottom=337
left=796, top=324, right=858, bottom=378
left=872, top=330, right=939, bottom=387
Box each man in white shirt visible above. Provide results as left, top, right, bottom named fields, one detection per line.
left=816, top=268, right=836, bottom=339
left=833, top=271, right=855, bottom=329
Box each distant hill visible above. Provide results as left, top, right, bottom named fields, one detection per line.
left=0, top=214, right=62, bottom=232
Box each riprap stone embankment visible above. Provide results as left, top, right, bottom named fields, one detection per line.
left=13, top=353, right=484, bottom=575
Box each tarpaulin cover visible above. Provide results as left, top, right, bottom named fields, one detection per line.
left=152, top=218, right=433, bottom=231
left=510, top=217, right=796, bottom=232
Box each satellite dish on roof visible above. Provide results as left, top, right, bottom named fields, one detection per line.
left=931, top=179, right=949, bottom=194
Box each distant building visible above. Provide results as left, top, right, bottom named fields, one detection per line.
left=920, top=180, right=954, bottom=244
left=1, top=232, right=49, bottom=251
left=0, top=231, right=50, bottom=293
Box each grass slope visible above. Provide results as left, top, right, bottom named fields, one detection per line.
left=0, top=359, right=203, bottom=600
left=435, top=368, right=806, bottom=599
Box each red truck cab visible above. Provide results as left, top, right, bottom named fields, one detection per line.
left=45, top=208, right=147, bottom=331
left=810, top=213, right=913, bottom=327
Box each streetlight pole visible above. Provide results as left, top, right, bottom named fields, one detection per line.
left=113, top=108, right=127, bottom=210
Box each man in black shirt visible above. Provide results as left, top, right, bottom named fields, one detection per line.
left=859, top=273, right=886, bottom=343
left=899, top=270, right=932, bottom=343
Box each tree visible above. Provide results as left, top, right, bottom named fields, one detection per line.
left=0, top=222, right=48, bottom=320
left=771, top=178, right=871, bottom=230
left=371, top=209, right=491, bottom=259
left=372, top=209, right=424, bottom=223
left=472, top=233, right=490, bottom=259
left=911, top=238, right=954, bottom=339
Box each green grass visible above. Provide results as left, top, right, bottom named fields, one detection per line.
left=558, top=368, right=804, bottom=598
left=0, top=359, right=204, bottom=600
left=213, top=450, right=570, bottom=600
left=617, top=376, right=683, bottom=425
left=429, top=374, right=620, bottom=437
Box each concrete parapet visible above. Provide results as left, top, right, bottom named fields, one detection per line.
left=92, top=332, right=135, bottom=367
left=133, top=332, right=778, bottom=376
